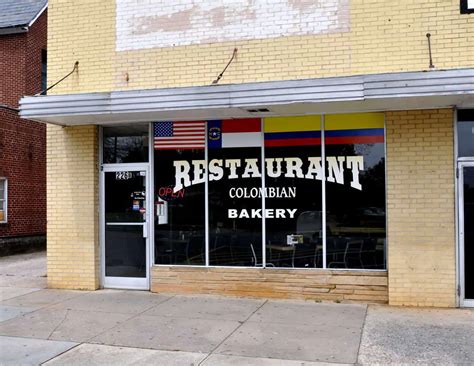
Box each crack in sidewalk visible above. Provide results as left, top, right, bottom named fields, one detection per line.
left=197, top=299, right=268, bottom=366
left=47, top=309, right=69, bottom=340
left=82, top=293, right=176, bottom=344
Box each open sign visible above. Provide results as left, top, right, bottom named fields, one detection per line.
left=157, top=186, right=185, bottom=200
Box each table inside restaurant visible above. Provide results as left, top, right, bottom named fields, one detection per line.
left=266, top=242, right=322, bottom=268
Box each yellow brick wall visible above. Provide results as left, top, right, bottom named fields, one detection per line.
left=47, top=0, right=474, bottom=95
left=46, top=124, right=99, bottom=290
left=45, top=1, right=463, bottom=304
left=386, top=109, right=456, bottom=307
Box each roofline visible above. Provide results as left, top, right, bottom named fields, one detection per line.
left=0, top=26, right=29, bottom=35
left=0, top=2, right=47, bottom=35
left=28, top=2, right=47, bottom=28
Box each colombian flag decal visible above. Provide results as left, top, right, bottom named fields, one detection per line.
left=264, top=115, right=321, bottom=147
left=264, top=113, right=384, bottom=147
left=325, top=113, right=384, bottom=145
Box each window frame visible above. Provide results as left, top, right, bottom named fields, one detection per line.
left=101, top=124, right=150, bottom=164
left=461, top=0, right=474, bottom=14
left=0, top=178, right=7, bottom=224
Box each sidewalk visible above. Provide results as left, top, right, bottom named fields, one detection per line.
left=0, top=252, right=473, bottom=366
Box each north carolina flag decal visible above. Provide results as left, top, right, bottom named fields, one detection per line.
left=208, top=119, right=262, bottom=148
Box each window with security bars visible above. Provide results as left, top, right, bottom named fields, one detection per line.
left=0, top=178, right=6, bottom=223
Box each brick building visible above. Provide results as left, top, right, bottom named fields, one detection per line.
left=19, top=0, right=474, bottom=307
left=0, top=0, right=47, bottom=254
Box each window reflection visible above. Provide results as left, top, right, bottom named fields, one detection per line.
left=0, top=178, right=6, bottom=222
left=325, top=114, right=386, bottom=269
left=463, top=167, right=474, bottom=299
left=104, top=171, right=146, bottom=223
left=154, top=149, right=205, bottom=265
left=264, top=116, right=323, bottom=268
left=104, top=171, right=147, bottom=277
left=150, top=114, right=387, bottom=270
left=457, top=110, right=474, bottom=157
left=103, top=125, right=149, bottom=163
left=207, top=119, right=263, bottom=267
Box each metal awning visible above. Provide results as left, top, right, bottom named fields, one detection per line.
left=19, top=68, right=474, bottom=126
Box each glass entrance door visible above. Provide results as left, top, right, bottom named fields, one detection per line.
left=460, top=163, right=474, bottom=307
left=102, top=166, right=149, bottom=289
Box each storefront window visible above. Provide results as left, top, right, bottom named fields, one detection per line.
left=151, top=113, right=386, bottom=270
left=325, top=114, right=386, bottom=269
left=264, top=116, right=323, bottom=268
left=208, top=119, right=263, bottom=266
left=103, top=124, right=149, bottom=163
left=154, top=122, right=206, bottom=265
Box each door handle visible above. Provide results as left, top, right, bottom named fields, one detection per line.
left=143, top=222, right=148, bottom=238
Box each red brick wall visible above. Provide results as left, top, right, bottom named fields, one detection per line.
left=0, top=11, right=47, bottom=238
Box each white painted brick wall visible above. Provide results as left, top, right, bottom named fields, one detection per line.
left=116, top=0, right=350, bottom=51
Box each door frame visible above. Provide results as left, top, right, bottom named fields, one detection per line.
left=458, top=161, right=474, bottom=307
left=100, top=163, right=151, bottom=290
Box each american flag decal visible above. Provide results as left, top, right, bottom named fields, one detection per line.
left=154, top=121, right=206, bottom=150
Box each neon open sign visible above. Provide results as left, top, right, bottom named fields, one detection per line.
left=157, top=186, right=185, bottom=200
